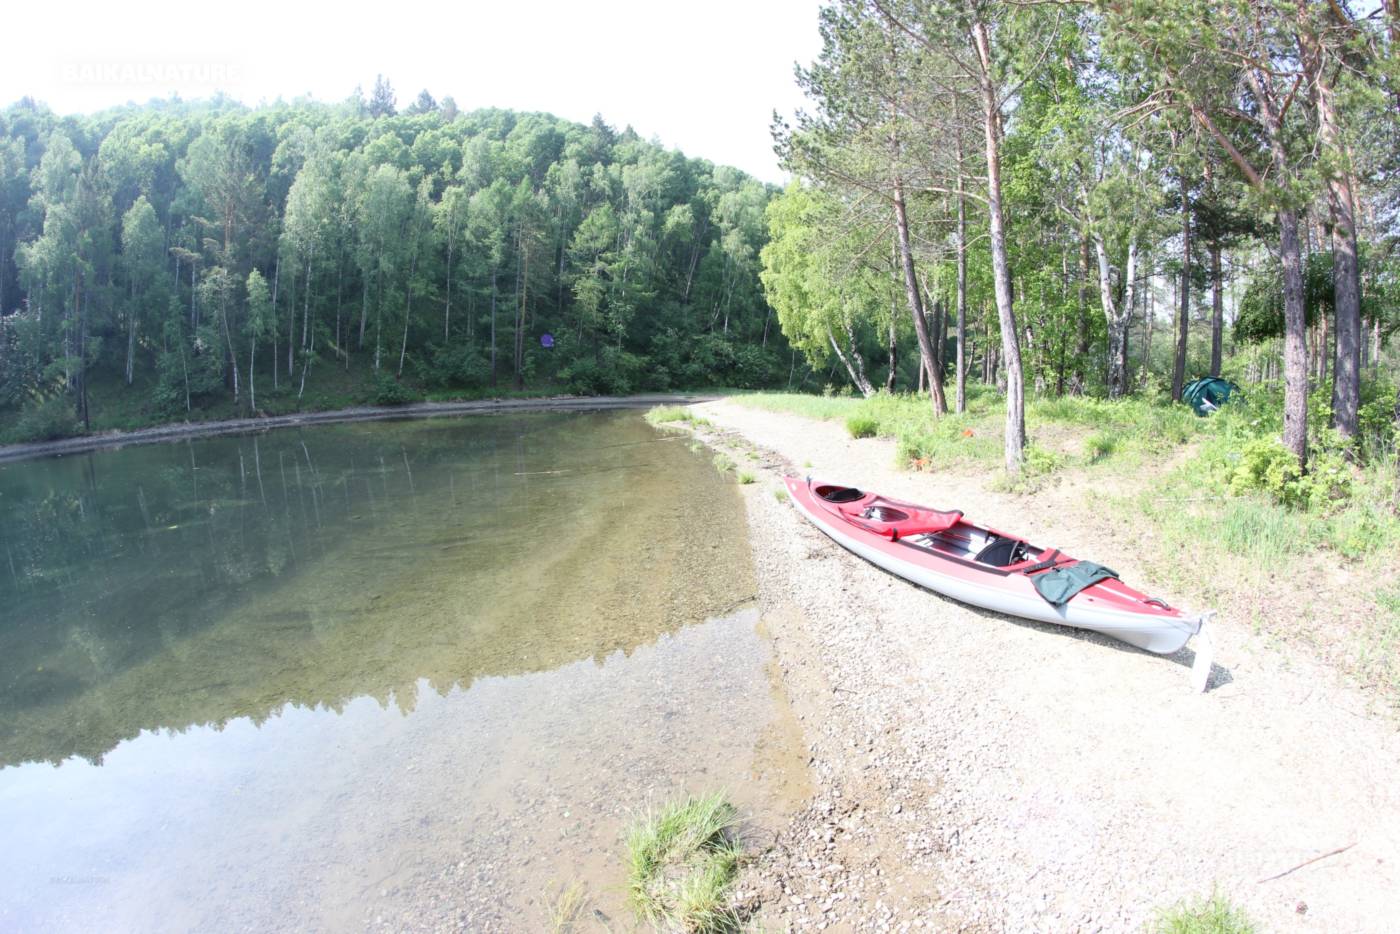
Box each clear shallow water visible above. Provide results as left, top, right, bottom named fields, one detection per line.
left=0, top=412, right=809, bottom=931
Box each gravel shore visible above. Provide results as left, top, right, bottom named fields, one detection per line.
left=688, top=399, right=1400, bottom=933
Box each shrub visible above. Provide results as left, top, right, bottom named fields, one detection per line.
left=1227, top=437, right=1350, bottom=510
left=13, top=396, right=81, bottom=442
left=372, top=373, right=415, bottom=406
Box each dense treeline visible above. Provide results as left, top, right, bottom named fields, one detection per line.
left=764, top=0, right=1399, bottom=474
left=0, top=82, right=788, bottom=439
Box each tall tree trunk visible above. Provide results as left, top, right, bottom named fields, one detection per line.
left=972, top=19, right=1025, bottom=472
left=886, top=311, right=897, bottom=393
left=398, top=249, right=418, bottom=379
left=1209, top=240, right=1223, bottom=377
left=220, top=292, right=240, bottom=405
left=514, top=244, right=528, bottom=390
left=125, top=277, right=137, bottom=386
left=271, top=255, right=281, bottom=390
left=1143, top=284, right=1155, bottom=391
left=77, top=274, right=89, bottom=431
left=1301, top=26, right=1362, bottom=439
left=955, top=167, right=968, bottom=413
left=490, top=267, right=498, bottom=386
left=828, top=324, right=875, bottom=397
left=248, top=334, right=256, bottom=412
left=1070, top=233, right=1090, bottom=395
left=444, top=234, right=454, bottom=341
left=358, top=265, right=369, bottom=350
left=1172, top=173, right=1191, bottom=402
left=1093, top=237, right=1137, bottom=398
left=891, top=177, right=947, bottom=415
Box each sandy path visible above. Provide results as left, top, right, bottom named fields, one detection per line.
left=692, top=399, right=1400, bottom=933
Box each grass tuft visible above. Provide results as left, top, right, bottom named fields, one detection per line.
left=647, top=405, right=697, bottom=427
left=1152, top=890, right=1256, bottom=934
left=846, top=413, right=880, bottom=438
left=713, top=453, right=734, bottom=473
left=1084, top=430, right=1118, bottom=462
left=548, top=881, right=589, bottom=933
left=772, top=487, right=788, bottom=502
left=626, top=792, right=743, bottom=932
left=737, top=470, right=756, bottom=484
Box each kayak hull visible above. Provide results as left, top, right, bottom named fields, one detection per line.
left=785, top=477, right=1203, bottom=655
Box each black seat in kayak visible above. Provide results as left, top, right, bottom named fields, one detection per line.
left=974, top=536, right=1026, bottom=567
left=817, top=485, right=865, bottom=503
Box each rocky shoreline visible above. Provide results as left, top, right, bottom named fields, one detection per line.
left=686, top=399, right=1400, bottom=933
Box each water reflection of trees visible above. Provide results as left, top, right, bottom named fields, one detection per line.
left=0, top=413, right=753, bottom=768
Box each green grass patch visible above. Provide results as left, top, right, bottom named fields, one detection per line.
left=712, top=453, right=734, bottom=473
left=772, top=487, right=788, bottom=502
left=736, top=470, right=756, bottom=484
left=1084, top=431, right=1117, bottom=462
left=646, top=404, right=697, bottom=427
left=1362, top=585, right=1400, bottom=697
left=846, top=413, right=879, bottom=438
left=626, top=792, right=743, bottom=933
left=1151, top=890, right=1256, bottom=934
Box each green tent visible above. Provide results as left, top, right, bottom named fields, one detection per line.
left=1181, top=377, right=1240, bottom=416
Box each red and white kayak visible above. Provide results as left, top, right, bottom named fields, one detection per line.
left=785, top=477, right=1207, bottom=655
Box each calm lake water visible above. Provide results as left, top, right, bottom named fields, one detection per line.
left=0, top=411, right=809, bottom=931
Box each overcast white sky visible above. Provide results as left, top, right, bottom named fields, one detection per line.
left=3, top=0, right=825, bottom=183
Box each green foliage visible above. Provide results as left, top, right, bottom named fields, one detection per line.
left=372, top=372, right=415, bottom=406
left=11, top=396, right=80, bottom=442
left=736, top=470, right=756, bottom=484
left=1364, top=585, right=1400, bottom=697
left=626, top=792, right=742, bottom=933
left=712, top=453, right=734, bottom=473
left=1084, top=431, right=1117, bottom=462
left=1152, top=891, right=1256, bottom=934
left=0, top=100, right=791, bottom=436
left=846, top=413, right=879, bottom=438
left=645, top=405, right=695, bottom=426
left=1225, top=437, right=1350, bottom=510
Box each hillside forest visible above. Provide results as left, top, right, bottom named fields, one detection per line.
left=0, top=81, right=783, bottom=440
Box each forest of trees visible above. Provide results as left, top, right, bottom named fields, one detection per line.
left=0, top=78, right=787, bottom=439
left=763, top=0, right=1399, bottom=474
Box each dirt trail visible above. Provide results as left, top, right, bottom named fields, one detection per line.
left=693, top=399, right=1400, bottom=933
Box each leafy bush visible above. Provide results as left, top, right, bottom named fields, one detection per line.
left=559, top=347, right=644, bottom=395
left=372, top=373, right=415, bottom=406
left=846, top=413, right=879, bottom=438
left=423, top=342, right=489, bottom=389
left=13, top=396, right=81, bottom=442
left=1226, top=437, right=1350, bottom=509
